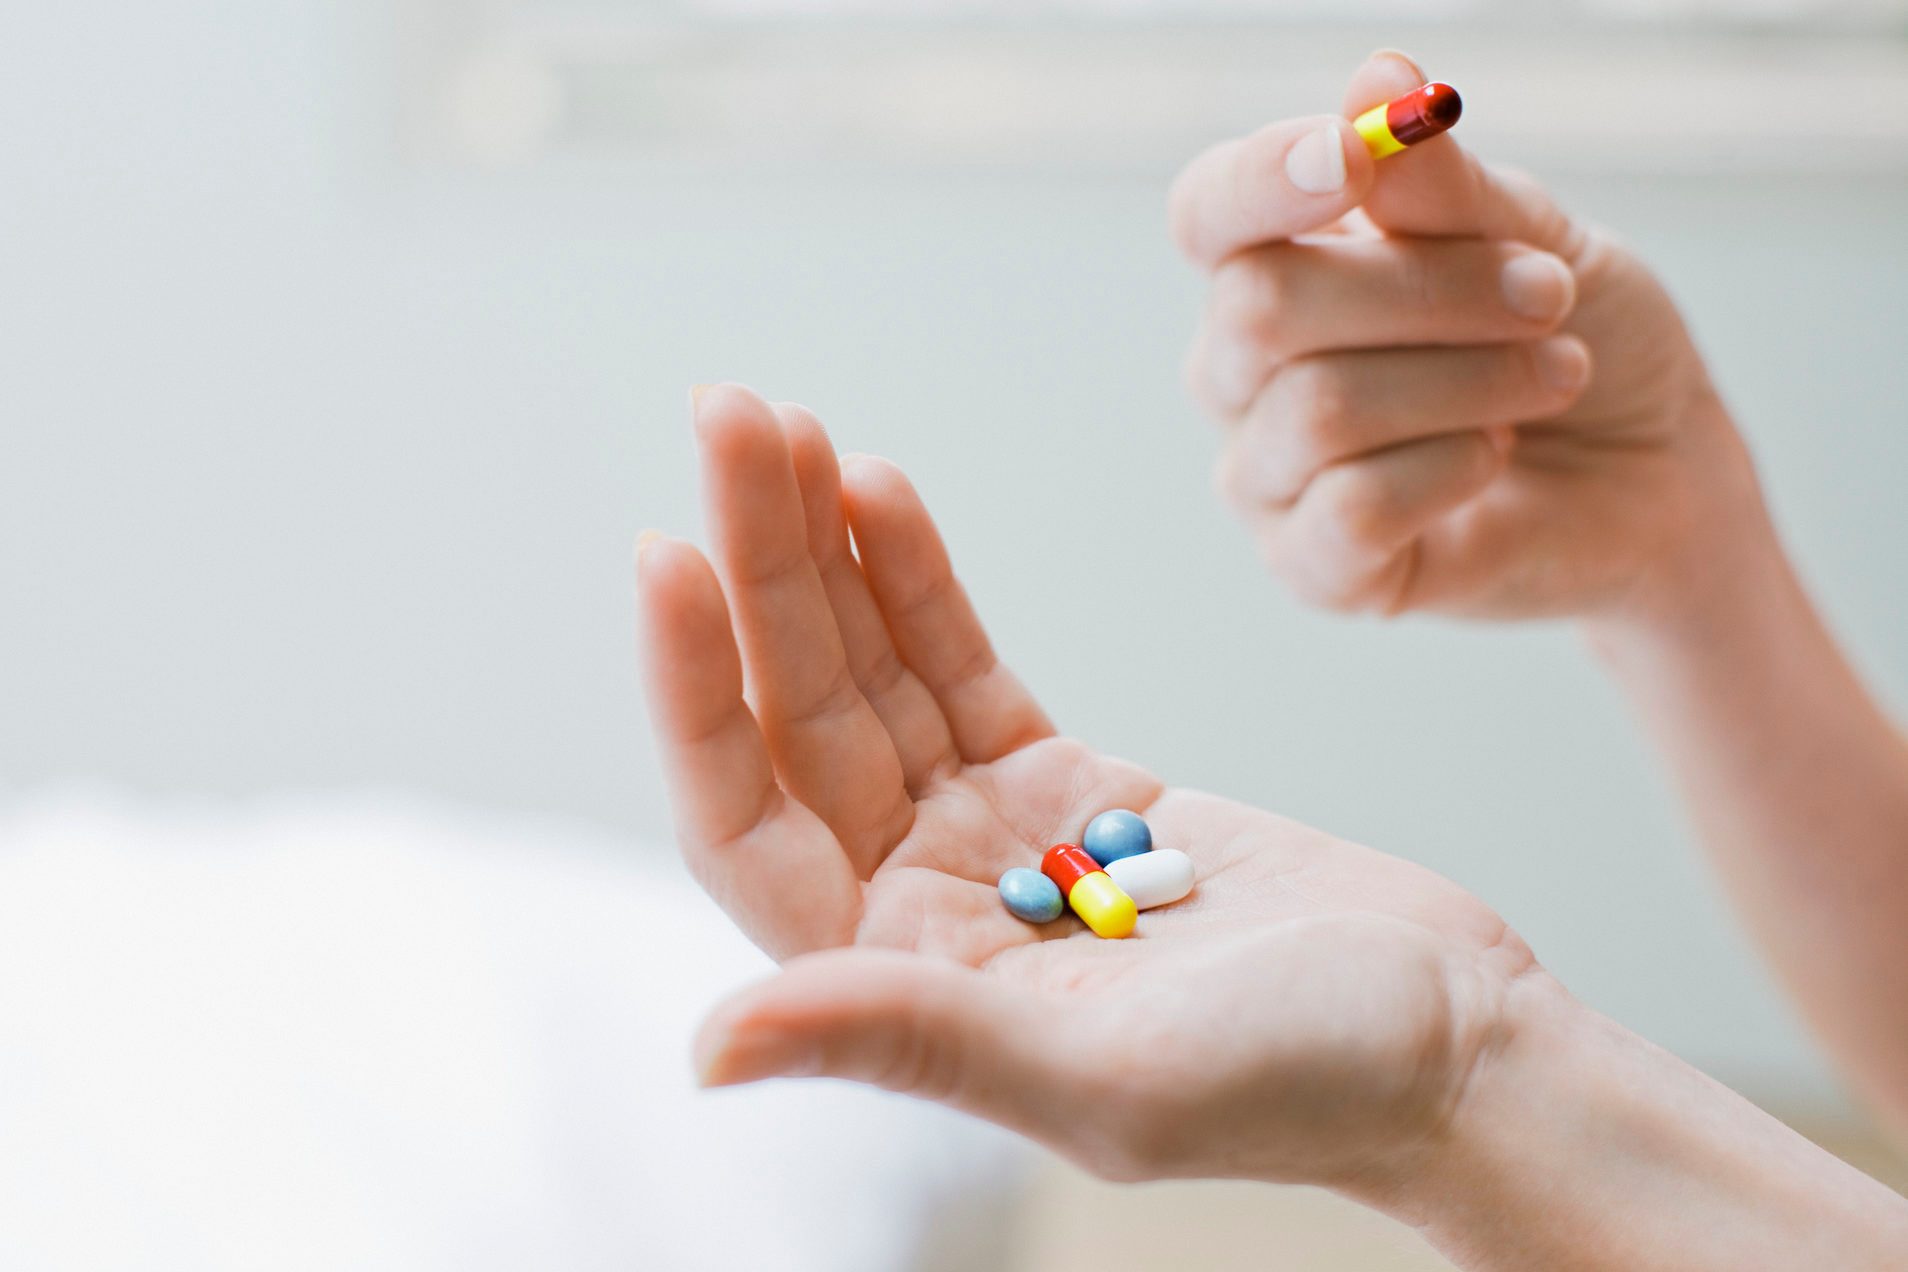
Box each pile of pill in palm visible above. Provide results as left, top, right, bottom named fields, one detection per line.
left=996, top=809, right=1194, bottom=939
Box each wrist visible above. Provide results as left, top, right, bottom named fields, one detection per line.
left=1329, top=965, right=1583, bottom=1235
left=1582, top=392, right=1784, bottom=659
left=1339, top=968, right=1908, bottom=1270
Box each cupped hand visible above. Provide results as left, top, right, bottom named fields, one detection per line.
left=638, top=384, right=1537, bottom=1186
left=1171, top=51, right=1761, bottom=621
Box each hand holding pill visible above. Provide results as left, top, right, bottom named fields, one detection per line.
left=639, top=383, right=1549, bottom=1190
left=1171, top=51, right=1760, bottom=623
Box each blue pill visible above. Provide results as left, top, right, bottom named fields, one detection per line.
left=998, top=867, right=1064, bottom=924
left=1082, top=809, right=1152, bottom=866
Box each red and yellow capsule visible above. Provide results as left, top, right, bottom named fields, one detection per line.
left=1042, top=844, right=1137, bottom=940
left=1354, top=82, right=1462, bottom=160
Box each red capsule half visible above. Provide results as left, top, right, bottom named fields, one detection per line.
left=1354, top=82, right=1463, bottom=159
left=1040, top=843, right=1138, bottom=940
left=1387, top=82, right=1462, bottom=145
left=1041, top=844, right=1099, bottom=895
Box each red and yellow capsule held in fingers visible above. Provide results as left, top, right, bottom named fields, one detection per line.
left=1354, top=82, right=1462, bottom=160
left=1042, top=844, right=1138, bottom=940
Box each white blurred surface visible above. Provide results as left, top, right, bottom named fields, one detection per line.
left=2, top=0, right=1905, bottom=1136
left=0, top=788, right=1020, bottom=1270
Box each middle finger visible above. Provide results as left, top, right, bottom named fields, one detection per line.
left=695, top=384, right=915, bottom=878
left=1187, top=236, right=1577, bottom=419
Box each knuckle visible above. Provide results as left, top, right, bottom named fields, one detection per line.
left=1211, top=251, right=1291, bottom=361
left=1510, top=340, right=1575, bottom=404
left=1266, top=358, right=1354, bottom=472
left=1181, top=330, right=1229, bottom=419
left=775, top=664, right=865, bottom=731
left=1391, top=248, right=1447, bottom=317
left=1284, top=554, right=1369, bottom=614
left=1306, top=565, right=1389, bottom=616
left=1318, top=471, right=1397, bottom=550
left=1165, top=170, right=1204, bottom=261
left=1260, top=523, right=1350, bottom=613
left=1211, top=449, right=1244, bottom=508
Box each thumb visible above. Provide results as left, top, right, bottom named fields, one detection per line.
left=695, top=947, right=1070, bottom=1137
left=1168, top=114, right=1377, bottom=268
left=1342, top=51, right=1585, bottom=258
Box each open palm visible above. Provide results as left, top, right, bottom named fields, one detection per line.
left=638, top=385, right=1536, bottom=1184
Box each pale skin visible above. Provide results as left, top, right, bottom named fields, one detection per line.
left=1182, top=52, right=1908, bottom=1145
left=637, top=51, right=1908, bottom=1270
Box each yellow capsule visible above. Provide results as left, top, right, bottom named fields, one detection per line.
left=1067, top=872, right=1137, bottom=940
left=1354, top=82, right=1463, bottom=160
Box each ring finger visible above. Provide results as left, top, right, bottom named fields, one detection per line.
left=1220, top=336, right=1591, bottom=507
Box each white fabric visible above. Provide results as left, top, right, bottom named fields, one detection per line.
left=0, top=787, right=1023, bottom=1271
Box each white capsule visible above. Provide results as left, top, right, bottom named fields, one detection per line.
left=1102, top=848, right=1194, bottom=911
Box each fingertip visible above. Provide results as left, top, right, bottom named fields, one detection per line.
left=635, top=532, right=707, bottom=591
left=770, top=400, right=824, bottom=430
left=695, top=949, right=925, bottom=1088
left=636, top=539, right=733, bottom=677
left=695, top=385, right=811, bottom=553
left=778, top=408, right=854, bottom=558
left=1532, top=333, right=1593, bottom=397
left=692, top=992, right=746, bottom=1087
left=634, top=529, right=668, bottom=587
left=1427, top=429, right=1509, bottom=501
left=692, top=381, right=779, bottom=445
left=1344, top=49, right=1429, bottom=115
left=1500, top=250, right=1578, bottom=326
left=1282, top=116, right=1369, bottom=199
left=1336, top=117, right=1379, bottom=199
left=838, top=451, right=912, bottom=507
left=776, top=402, right=840, bottom=481
left=1211, top=445, right=1241, bottom=508
left=1170, top=115, right=1374, bottom=267
left=694, top=984, right=808, bottom=1088
left=1369, top=48, right=1427, bottom=83
left=840, top=456, right=934, bottom=553
left=695, top=1026, right=810, bottom=1089
left=1341, top=54, right=1480, bottom=235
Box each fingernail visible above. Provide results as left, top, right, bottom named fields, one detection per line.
left=1285, top=123, right=1348, bottom=195
left=1500, top=253, right=1575, bottom=322
left=1369, top=47, right=1426, bottom=82
left=1532, top=336, right=1591, bottom=393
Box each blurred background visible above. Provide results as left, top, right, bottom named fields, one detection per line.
left=3, top=1, right=1906, bottom=1268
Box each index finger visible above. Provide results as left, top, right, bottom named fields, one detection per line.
left=635, top=533, right=861, bottom=959
left=1343, top=51, right=1581, bottom=253
left=1168, top=114, right=1374, bottom=268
